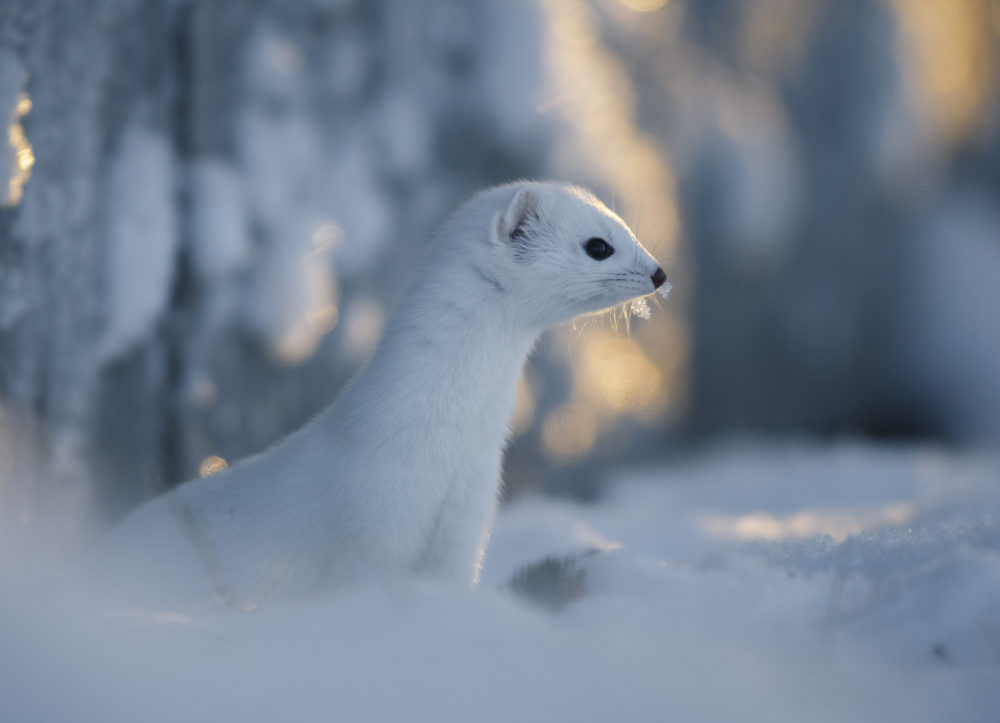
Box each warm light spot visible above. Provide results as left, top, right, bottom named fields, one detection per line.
left=273, top=323, right=322, bottom=366
left=270, top=247, right=339, bottom=367
left=539, top=0, right=679, bottom=250
left=343, top=299, right=385, bottom=360
left=199, top=455, right=229, bottom=478
left=17, top=146, right=33, bottom=171
left=3, top=184, right=16, bottom=206
left=510, top=376, right=537, bottom=436
left=636, top=312, right=688, bottom=419
left=889, top=0, right=995, bottom=144
left=576, top=329, right=664, bottom=416
left=311, top=303, right=339, bottom=334
left=538, top=0, right=690, bottom=437
left=541, top=402, right=598, bottom=463
left=5, top=92, right=34, bottom=206
left=699, top=501, right=919, bottom=542
left=619, top=0, right=667, bottom=12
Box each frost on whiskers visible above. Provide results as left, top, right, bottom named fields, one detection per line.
left=630, top=298, right=651, bottom=320
left=628, top=281, right=671, bottom=320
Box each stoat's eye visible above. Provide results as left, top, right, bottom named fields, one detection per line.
left=584, top=237, right=614, bottom=261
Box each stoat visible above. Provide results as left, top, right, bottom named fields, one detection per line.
left=108, top=181, right=667, bottom=606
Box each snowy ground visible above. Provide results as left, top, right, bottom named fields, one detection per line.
left=2, top=439, right=999, bottom=722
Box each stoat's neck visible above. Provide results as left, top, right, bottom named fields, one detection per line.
left=329, top=254, right=535, bottom=466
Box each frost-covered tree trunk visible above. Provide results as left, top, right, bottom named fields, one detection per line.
left=0, top=0, right=175, bottom=544
left=0, top=0, right=549, bottom=544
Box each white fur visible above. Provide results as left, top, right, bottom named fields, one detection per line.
left=107, top=181, right=665, bottom=605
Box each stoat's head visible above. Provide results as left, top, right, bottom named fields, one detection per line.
left=481, top=181, right=666, bottom=329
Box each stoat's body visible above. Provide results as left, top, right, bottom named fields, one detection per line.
left=109, top=181, right=666, bottom=605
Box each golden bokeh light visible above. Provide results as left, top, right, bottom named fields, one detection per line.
left=5, top=92, right=34, bottom=206
left=699, top=501, right=918, bottom=543
left=538, top=0, right=690, bottom=459
left=577, top=329, right=662, bottom=414
left=271, top=244, right=339, bottom=366
left=311, top=303, right=339, bottom=334
left=510, top=375, right=537, bottom=437
left=636, top=312, right=688, bottom=419
left=618, top=0, right=668, bottom=12
left=16, top=144, right=33, bottom=170
left=540, top=317, right=687, bottom=461
left=541, top=402, right=598, bottom=463
left=343, top=299, right=385, bottom=360
left=199, top=455, right=229, bottom=478
left=539, top=0, right=680, bottom=253
left=890, top=0, right=996, bottom=145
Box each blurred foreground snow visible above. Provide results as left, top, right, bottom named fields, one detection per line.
left=2, top=440, right=998, bottom=722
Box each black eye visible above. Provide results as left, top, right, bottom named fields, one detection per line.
left=584, top=237, right=614, bottom=260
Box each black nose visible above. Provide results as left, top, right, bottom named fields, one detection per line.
left=651, top=268, right=667, bottom=289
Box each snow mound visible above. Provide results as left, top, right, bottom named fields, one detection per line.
left=1, top=440, right=998, bottom=722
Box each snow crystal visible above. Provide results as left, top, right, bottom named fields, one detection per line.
left=629, top=296, right=651, bottom=319
left=629, top=282, right=671, bottom=319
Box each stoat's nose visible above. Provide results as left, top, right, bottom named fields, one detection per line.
left=651, top=268, right=667, bottom=289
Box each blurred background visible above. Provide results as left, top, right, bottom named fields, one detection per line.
left=1, top=0, right=999, bottom=552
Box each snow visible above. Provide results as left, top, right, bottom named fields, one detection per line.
left=100, top=125, right=176, bottom=361
left=190, top=159, right=251, bottom=281
left=2, top=439, right=998, bottom=722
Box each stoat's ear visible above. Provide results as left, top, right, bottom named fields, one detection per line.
left=495, top=186, right=539, bottom=246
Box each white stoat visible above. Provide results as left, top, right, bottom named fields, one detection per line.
left=107, top=181, right=667, bottom=605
